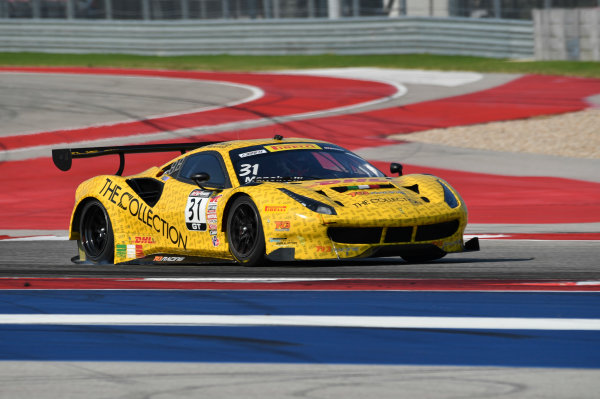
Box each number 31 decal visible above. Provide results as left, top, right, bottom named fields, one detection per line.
left=239, top=163, right=259, bottom=183
left=185, top=190, right=210, bottom=231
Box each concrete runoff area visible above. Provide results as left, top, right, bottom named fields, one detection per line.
left=0, top=362, right=599, bottom=399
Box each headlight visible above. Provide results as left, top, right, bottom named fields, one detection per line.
left=437, top=180, right=459, bottom=208
left=278, top=188, right=337, bottom=215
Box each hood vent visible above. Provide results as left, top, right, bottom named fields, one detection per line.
left=331, top=183, right=395, bottom=193
left=316, top=190, right=344, bottom=206
left=403, top=184, right=419, bottom=194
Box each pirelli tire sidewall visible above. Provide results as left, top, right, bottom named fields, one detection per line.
left=79, top=199, right=115, bottom=264
left=226, top=195, right=266, bottom=267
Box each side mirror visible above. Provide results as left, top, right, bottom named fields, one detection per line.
left=190, top=172, right=210, bottom=189
left=390, top=163, right=403, bottom=176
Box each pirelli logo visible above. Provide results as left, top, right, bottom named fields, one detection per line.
left=265, top=143, right=321, bottom=152
left=265, top=205, right=287, bottom=212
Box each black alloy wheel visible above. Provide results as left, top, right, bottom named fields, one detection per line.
left=227, top=196, right=265, bottom=266
left=79, top=200, right=114, bottom=263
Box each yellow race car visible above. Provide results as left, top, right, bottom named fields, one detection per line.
left=52, top=137, right=479, bottom=266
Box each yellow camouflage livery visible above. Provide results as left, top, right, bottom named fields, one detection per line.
left=54, top=137, right=479, bottom=266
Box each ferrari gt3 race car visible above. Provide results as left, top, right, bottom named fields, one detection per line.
left=53, top=137, right=479, bottom=266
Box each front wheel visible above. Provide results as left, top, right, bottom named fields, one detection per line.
left=78, top=200, right=114, bottom=264
left=227, top=196, right=265, bottom=267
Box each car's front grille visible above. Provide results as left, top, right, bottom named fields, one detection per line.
left=415, top=220, right=459, bottom=241
left=384, top=226, right=413, bottom=243
left=328, top=227, right=382, bottom=244
left=328, top=220, right=459, bottom=245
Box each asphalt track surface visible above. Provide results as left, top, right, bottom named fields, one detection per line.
left=1, top=239, right=599, bottom=280
left=1, top=68, right=600, bottom=398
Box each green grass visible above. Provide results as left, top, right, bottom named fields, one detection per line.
left=1, top=52, right=600, bottom=77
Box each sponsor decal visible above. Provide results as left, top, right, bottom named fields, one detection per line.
left=154, top=256, right=185, bottom=262
left=133, top=236, right=155, bottom=244
left=161, top=175, right=170, bottom=182
left=100, top=178, right=188, bottom=249
left=347, top=189, right=404, bottom=197
left=274, top=221, right=290, bottom=231
left=189, top=190, right=211, bottom=198
left=315, top=245, right=360, bottom=254
left=116, top=244, right=144, bottom=259
left=265, top=143, right=321, bottom=152
left=352, top=196, right=406, bottom=208
left=211, top=236, right=220, bottom=247
left=347, top=191, right=370, bottom=197
left=206, top=194, right=220, bottom=235
left=239, top=149, right=267, bottom=158
left=265, top=205, right=287, bottom=212
left=269, top=237, right=297, bottom=246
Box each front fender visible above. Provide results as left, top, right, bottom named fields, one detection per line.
left=231, top=184, right=330, bottom=258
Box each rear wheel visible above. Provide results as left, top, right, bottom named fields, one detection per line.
left=227, top=196, right=265, bottom=266
left=79, top=200, right=114, bottom=264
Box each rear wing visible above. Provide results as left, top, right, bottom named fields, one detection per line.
left=52, top=142, right=221, bottom=176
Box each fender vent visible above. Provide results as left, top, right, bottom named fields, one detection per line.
left=126, top=178, right=164, bottom=207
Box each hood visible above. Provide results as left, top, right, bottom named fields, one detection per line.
left=289, top=177, right=431, bottom=212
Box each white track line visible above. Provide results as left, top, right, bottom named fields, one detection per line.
left=1, top=314, right=599, bottom=330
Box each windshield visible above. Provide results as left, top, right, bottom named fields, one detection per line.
left=229, top=142, right=385, bottom=184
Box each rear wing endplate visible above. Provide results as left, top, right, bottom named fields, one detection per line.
left=52, top=142, right=221, bottom=176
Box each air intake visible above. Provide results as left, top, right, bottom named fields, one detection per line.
left=328, top=227, right=382, bottom=244
left=415, top=220, right=459, bottom=241
left=384, top=226, right=413, bottom=243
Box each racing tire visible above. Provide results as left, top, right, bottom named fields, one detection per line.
left=79, top=200, right=114, bottom=264
left=227, top=196, right=265, bottom=267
